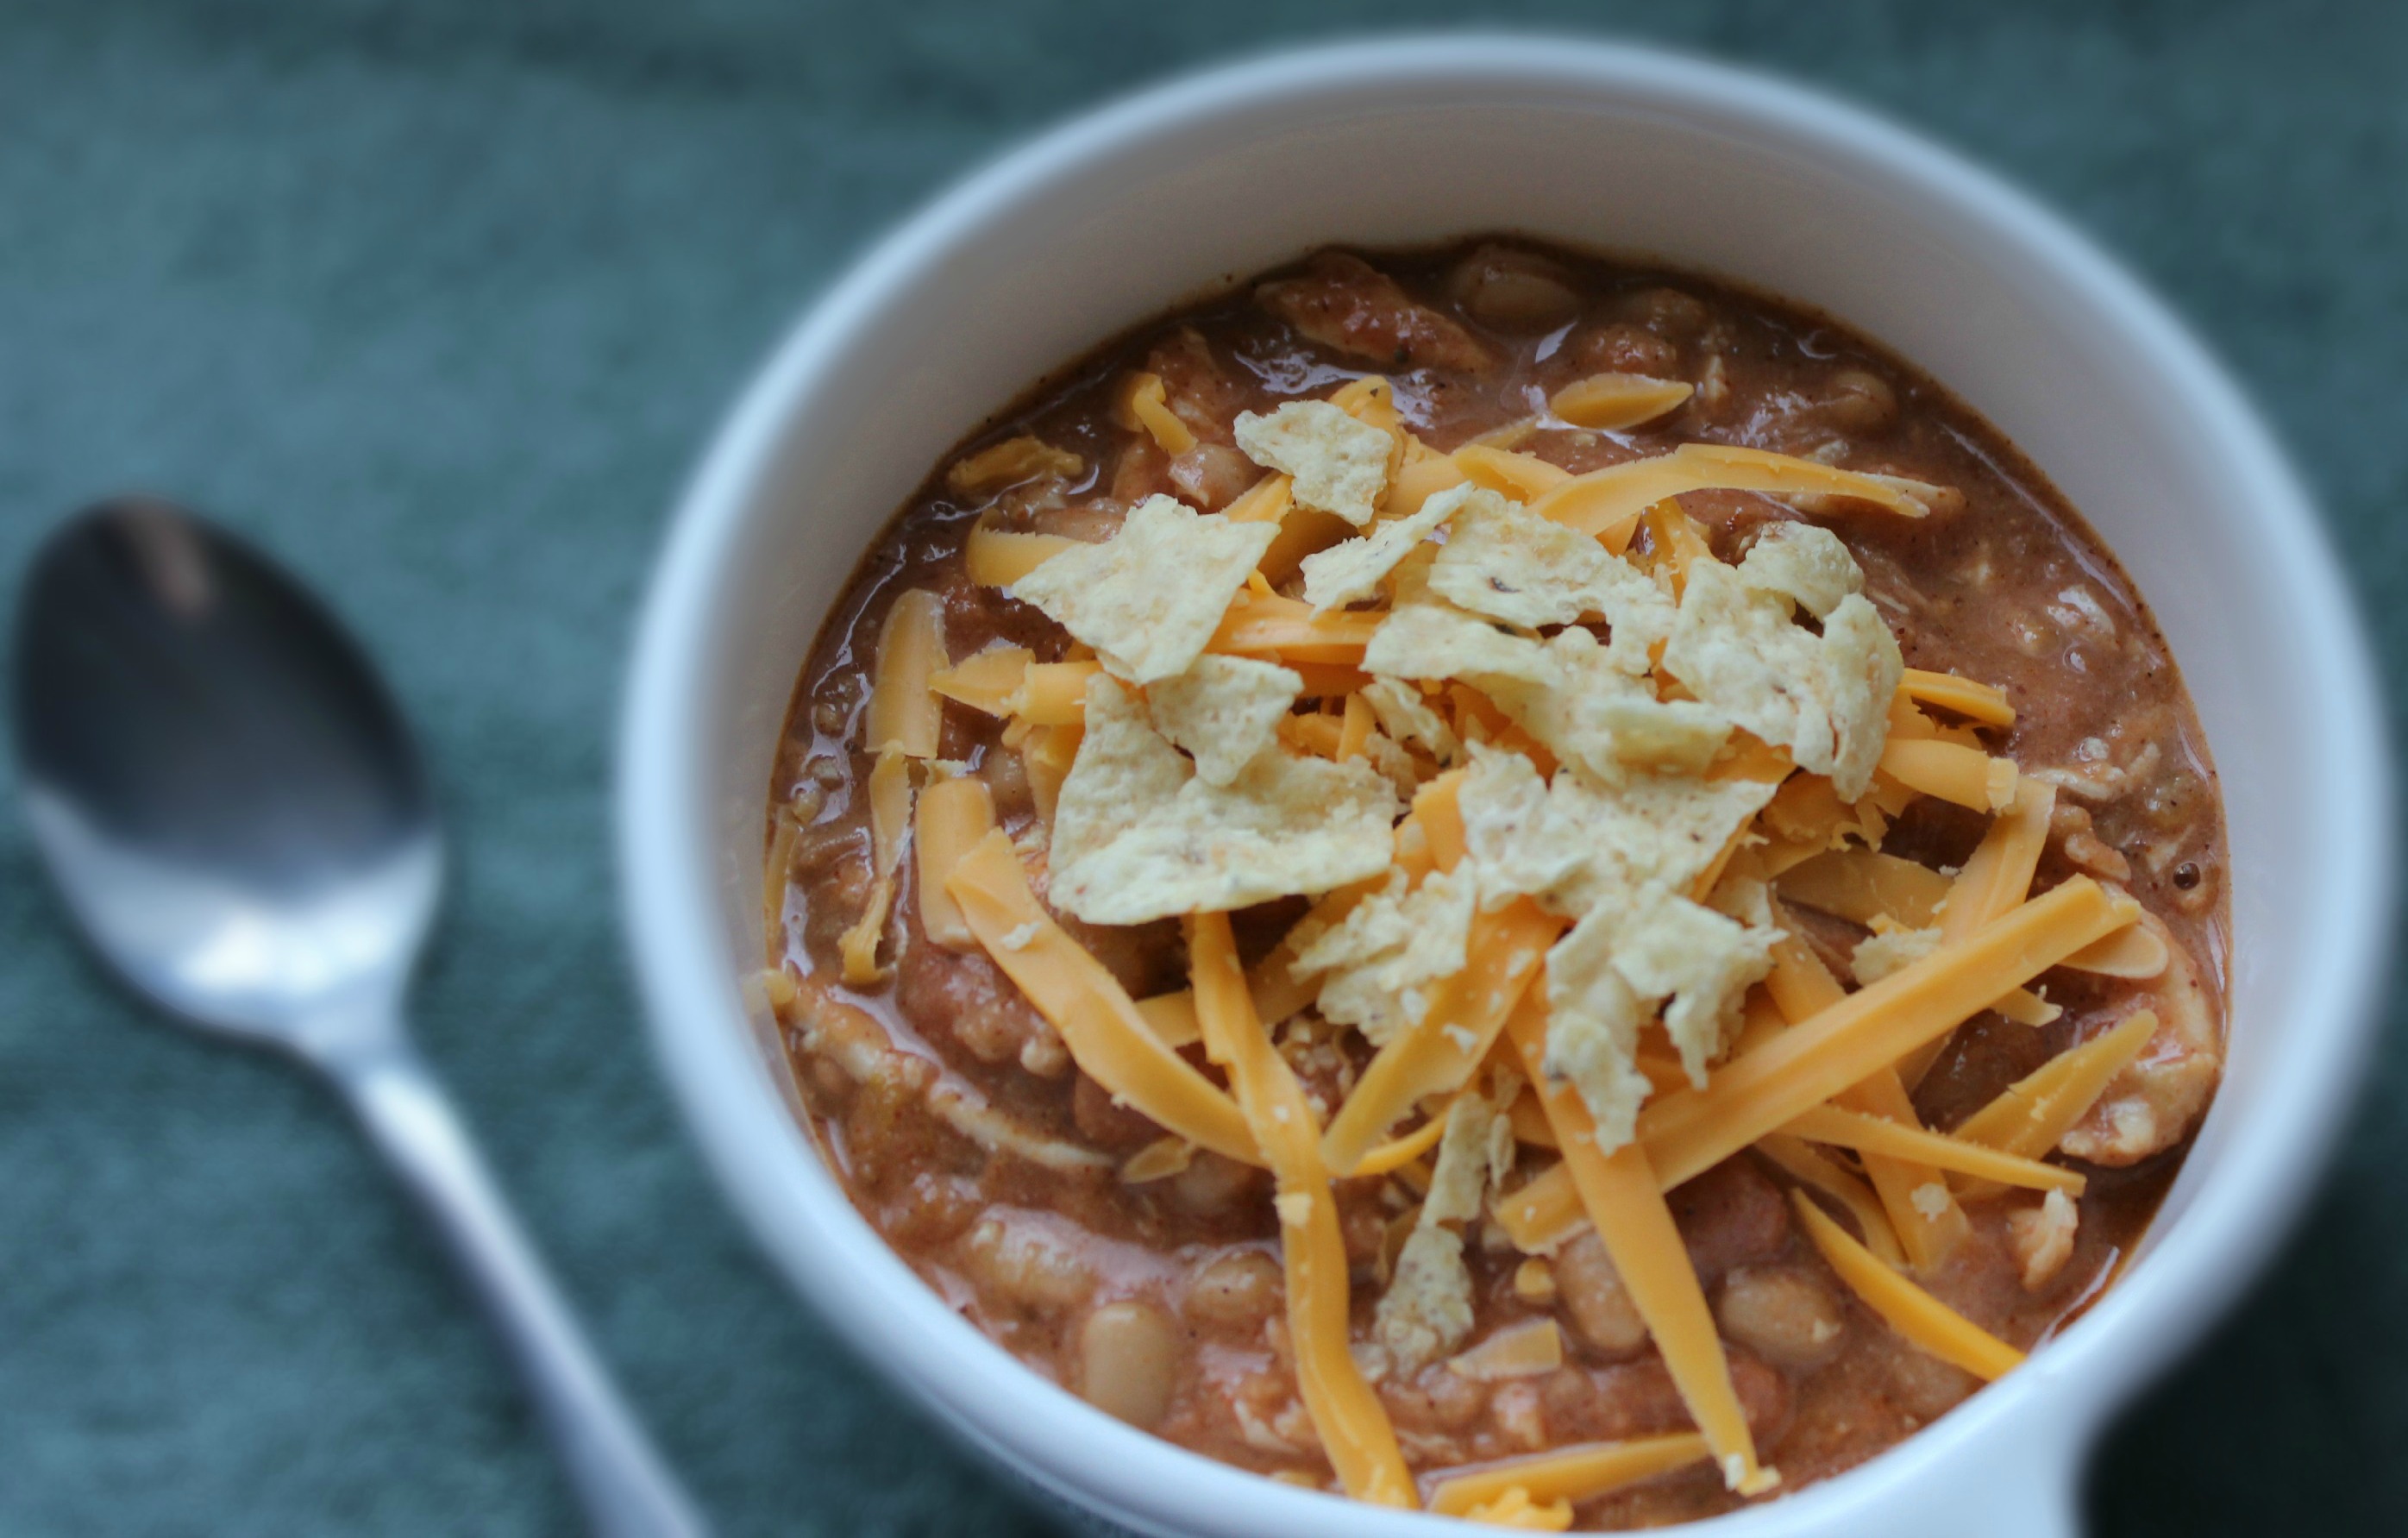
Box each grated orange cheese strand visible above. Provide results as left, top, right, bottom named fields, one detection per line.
left=1121, top=372, right=1198, bottom=455
left=1208, top=601, right=1382, bottom=665
left=929, top=645, right=1034, bottom=717
left=1339, top=692, right=1376, bottom=761
left=1459, top=1487, right=1573, bottom=1531
left=836, top=747, right=915, bottom=983
left=1453, top=443, right=1573, bottom=501
left=1753, top=1133, right=1905, bottom=1266
left=912, top=775, right=994, bottom=951
left=1775, top=848, right=1951, bottom=928
left=1019, top=723, right=1081, bottom=826
left=1320, top=899, right=1558, bottom=1177
left=1387, top=439, right=1471, bottom=518
left=1413, top=769, right=1469, bottom=871
left=1942, top=780, right=2057, bottom=942
left=1640, top=500, right=1714, bottom=600
left=1876, top=737, right=2016, bottom=813
left=1953, top=1008, right=2161, bottom=1161
left=836, top=877, right=894, bottom=984
left=1133, top=946, right=1322, bottom=1055
left=1527, top=443, right=1944, bottom=537
left=1356, top=1100, right=1456, bottom=1177
left=1222, top=471, right=1293, bottom=524
left=1899, top=669, right=2015, bottom=728
left=2061, top=921, right=2170, bottom=979
left=964, top=520, right=1080, bottom=587
left=1791, top=1192, right=2024, bottom=1381
left=1548, top=374, right=1696, bottom=431
left=1010, top=661, right=1099, bottom=726
left=1897, top=776, right=2060, bottom=1088
left=1640, top=879, right=2135, bottom=1189
left=863, top=589, right=945, bottom=758
left=1188, top=911, right=1415, bottom=1508
left=1427, top=1433, right=1711, bottom=1517
left=945, top=832, right=1258, bottom=1164
left=1495, top=1161, right=1582, bottom=1253
left=1504, top=991, right=1773, bottom=1496
left=1134, top=991, right=1202, bottom=1049
left=1782, top=1105, right=2085, bottom=1195
left=1764, top=927, right=1967, bottom=1269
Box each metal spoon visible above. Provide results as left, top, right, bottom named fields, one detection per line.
left=11, top=499, right=705, bottom=1538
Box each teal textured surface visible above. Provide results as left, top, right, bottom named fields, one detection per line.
left=2, top=3, right=2402, bottom=1534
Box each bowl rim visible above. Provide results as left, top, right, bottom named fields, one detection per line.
left=620, top=32, right=2393, bottom=1535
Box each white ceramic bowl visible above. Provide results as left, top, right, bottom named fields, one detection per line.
left=620, top=35, right=2391, bottom=1537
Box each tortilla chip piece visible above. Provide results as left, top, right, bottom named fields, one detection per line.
left=1546, top=769, right=1781, bottom=919
left=1852, top=920, right=1941, bottom=986
left=1363, top=595, right=1551, bottom=689
left=1542, top=919, right=1656, bottom=1151
left=1816, top=596, right=1904, bottom=799
left=1290, top=864, right=1479, bottom=1046
left=1739, top=522, right=1862, bottom=619
left=1362, top=675, right=1461, bottom=764
left=1485, top=627, right=1730, bottom=784
left=1145, top=654, right=1301, bottom=786
left=1430, top=492, right=1675, bottom=671
left=1608, top=889, right=1778, bottom=1083
left=1010, top=494, right=1278, bottom=683
left=1659, top=559, right=1903, bottom=799
left=1049, top=678, right=1398, bottom=924
left=1457, top=744, right=1585, bottom=906
left=1233, top=399, right=1393, bottom=526
left=1300, top=480, right=1478, bottom=612
left=1050, top=674, right=1189, bottom=876
left=1374, top=1085, right=1498, bottom=1371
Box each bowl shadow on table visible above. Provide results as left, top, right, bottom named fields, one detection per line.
left=2085, top=1082, right=2408, bottom=1536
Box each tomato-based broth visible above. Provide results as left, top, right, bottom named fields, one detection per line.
left=758, top=242, right=2226, bottom=1526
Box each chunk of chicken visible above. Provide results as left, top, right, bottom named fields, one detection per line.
left=1257, top=251, right=1494, bottom=374
left=2060, top=916, right=2221, bottom=1165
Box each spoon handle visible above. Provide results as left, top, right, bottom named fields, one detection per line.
left=329, top=1036, right=707, bottom=1538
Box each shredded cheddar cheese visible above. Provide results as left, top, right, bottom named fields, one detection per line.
left=1504, top=989, right=1773, bottom=1496
left=1791, top=1191, right=2024, bottom=1381
left=1640, top=878, right=2137, bottom=1189
left=863, top=589, right=945, bottom=758
left=1188, top=911, right=1415, bottom=1508
left=1428, top=1434, right=1712, bottom=1518
left=945, top=832, right=1259, bottom=1164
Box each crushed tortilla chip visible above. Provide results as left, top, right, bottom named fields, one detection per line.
left=1145, top=654, right=1301, bottom=786
left=1301, top=480, right=1478, bottom=612
left=1363, top=592, right=1552, bottom=688
left=1429, top=492, right=1675, bottom=669
left=1361, top=675, right=1462, bottom=764
left=1048, top=669, right=1191, bottom=877
left=1543, top=923, right=1656, bottom=1150
left=1851, top=917, right=1942, bottom=986
left=1291, top=865, right=1479, bottom=1046
left=1545, top=769, right=1781, bottom=918
left=1011, top=494, right=1277, bottom=682
left=1457, top=744, right=1586, bottom=907
left=1373, top=1080, right=1499, bottom=1371
left=1659, top=557, right=1902, bottom=799
left=1738, top=522, right=1862, bottom=619
left=1608, top=889, right=1778, bottom=1083
left=1048, top=677, right=1398, bottom=923
left=1233, top=399, right=1393, bottom=525
left=1488, top=628, right=1730, bottom=784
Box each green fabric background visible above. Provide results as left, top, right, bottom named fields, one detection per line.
left=1, top=2, right=2400, bottom=1533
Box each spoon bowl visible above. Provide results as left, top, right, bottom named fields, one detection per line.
left=16, top=499, right=438, bottom=1043
left=12, top=498, right=702, bottom=1538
